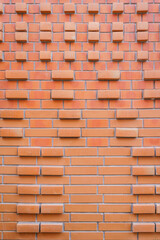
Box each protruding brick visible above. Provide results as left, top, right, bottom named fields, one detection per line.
left=156, top=186, right=160, bottom=194
left=0, top=110, right=24, bottom=119
left=133, top=204, right=155, bottom=214
left=15, top=32, right=27, bottom=42
left=156, top=204, right=160, bottom=213
left=88, top=3, right=99, bottom=14
left=132, top=166, right=155, bottom=176
left=64, top=3, right=75, bottom=14
left=0, top=32, right=2, bottom=42
left=88, top=32, right=99, bottom=42
left=116, top=128, right=138, bottom=138
left=112, top=51, right=123, bottom=61
left=59, top=110, right=81, bottom=119
left=156, top=223, right=160, bottom=232
left=40, top=51, right=51, bottom=61
left=6, top=70, right=28, bottom=80
left=144, top=70, right=160, bottom=80
left=52, top=90, right=74, bottom=100
left=116, top=110, right=138, bottom=119
left=112, top=22, right=123, bottom=32
left=137, top=3, right=148, bottom=14
left=52, top=70, right=74, bottom=80
left=41, top=186, right=63, bottom=195
left=137, top=22, right=148, bottom=32
left=16, top=22, right=27, bottom=32
left=65, top=32, right=75, bottom=42
left=17, top=223, right=39, bottom=233
left=0, top=51, right=3, bottom=61
left=40, top=3, right=51, bottom=14
left=41, top=148, right=63, bottom=157
left=113, top=32, right=123, bottom=42
left=0, top=3, right=3, bottom=14
left=88, top=51, right=99, bottom=61
left=41, top=223, right=62, bottom=233
left=16, top=52, right=27, bottom=61
left=64, top=51, right=75, bottom=61
left=58, top=129, right=81, bottom=138
left=132, top=148, right=154, bottom=157
left=15, top=3, right=27, bottom=14
left=144, top=90, right=160, bottom=99
left=112, top=3, right=124, bottom=14
left=17, top=166, right=40, bottom=176
left=133, top=223, right=155, bottom=233
left=41, top=204, right=63, bottom=214
left=40, top=22, right=51, bottom=32
left=98, top=90, right=120, bottom=99
left=137, top=51, right=148, bottom=61
left=18, top=147, right=40, bottom=157
left=137, top=32, right=148, bottom=42
left=41, top=167, right=63, bottom=176
left=17, top=204, right=40, bottom=214
left=133, top=185, right=155, bottom=195
left=156, top=167, right=160, bottom=175
left=156, top=148, right=160, bottom=156
left=18, top=185, right=40, bottom=195
left=40, top=32, right=52, bottom=42
left=65, top=22, right=75, bottom=32
left=6, top=90, right=28, bottom=99
left=88, top=22, right=99, bottom=32
left=1, top=128, right=23, bottom=138
left=98, top=71, right=120, bottom=80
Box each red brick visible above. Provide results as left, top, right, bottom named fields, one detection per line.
left=156, top=204, right=160, bottom=213
left=133, top=185, right=155, bottom=195
left=52, top=90, right=74, bottom=100
left=88, top=3, right=99, bottom=14
left=137, top=32, right=148, bottom=42
left=98, top=90, right=120, bottom=99
left=64, top=3, right=75, bottom=14
left=41, top=223, right=62, bottom=233
left=137, top=3, right=148, bottom=14
left=98, top=71, right=120, bottom=80
left=112, top=22, right=123, bottom=32
left=58, top=129, right=80, bottom=138
left=59, top=110, right=81, bottom=119
left=112, top=51, right=123, bottom=61
left=116, top=110, right=138, bottom=119
left=17, top=223, right=39, bottom=233
left=41, top=167, right=63, bottom=176
left=144, top=70, right=160, bottom=80
left=0, top=128, right=23, bottom=138
left=16, top=52, right=27, bottom=61
left=65, top=32, right=75, bottom=42
left=116, top=128, right=138, bottom=138
left=18, top=147, right=40, bottom=157
left=15, top=22, right=27, bottom=32
left=137, top=51, right=148, bottom=61
left=0, top=110, right=24, bottom=119
left=65, top=22, right=75, bottom=32
left=52, top=70, right=74, bottom=80
left=137, top=22, right=148, bottom=32
left=88, top=32, right=99, bottom=42
left=88, top=22, right=99, bottom=32
left=88, top=51, right=99, bottom=61
left=144, top=90, right=160, bottom=99
left=17, top=204, right=40, bottom=214
left=112, top=3, right=124, bottom=14
left=40, top=22, right=51, bottom=32
left=15, top=32, right=27, bottom=42
left=132, top=166, right=155, bottom=176
left=40, top=32, right=52, bottom=42
left=132, top=148, right=155, bottom=156
left=0, top=3, right=3, bottom=14
left=113, top=32, right=123, bottom=42
left=15, top=3, right=27, bottom=14
left=41, top=186, right=63, bottom=195
left=133, top=223, right=155, bottom=233
left=41, top=204, right=63, bottom=214
left=18, top=185, right=40, bottom=195
left=40, top=51, right=51, bottom=61
left=64, top=51, right=75, bottom=61
left=41, top=148, right=63, bottom=157
left=6, top=90, right=28, bottom=99
left=40, top=3, right=51, bottom=14
left=17, top=166, right=40, bottom=176
left=133, top=204, right=155, bottom=214
left=5, top=70, right=28, bottom=80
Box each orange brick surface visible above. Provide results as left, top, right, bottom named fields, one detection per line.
left=0, top=1, right=160, bottom=239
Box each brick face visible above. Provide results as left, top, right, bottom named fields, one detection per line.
left=0, top=1, right=160, bottom=239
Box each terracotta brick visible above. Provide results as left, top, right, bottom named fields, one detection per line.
left=40, top=22, right=51, bottom=32
left=88, top=3, right=99, bottom=14
left=133, top=204, right=155, bottom=214
left=40, top=32, right=52, bottom=42
left=65, top=22, right=75, bottom=32
left=16, top=52, right=27, bottom=61
left=137, top=32, right=148, bottom=42
left=98, top=90, right=120, bottom=99
left=133, top=223, right=155, bottom=233
left=137, top=3, right=148, bottom=14
left=88, top=22, right=99, bottom=32
left=18, top=147, right=40, bottom=156
left=40, top=51, right=51, bottom=61
left=41, top=185, right=63, bottom=195
left=156, top=186, right=160, bottom=194
left=41, top=167, right=63, bottom=176
left=64, top=3, right=75, bottom=14
left=116, top=110, right=138, bottom=119
left=112, top=22, right=123, bottom=32
left=137, top=51, right=148, bottom=61
left=0, top=32, right=2, bottom=42
left=41, top=204, right=63, bottom=214
left=113, top=32, right=123, bottom=42
left=40, top=3, right=51, bottom=14
left=52, top=70, right=74, bottom=80
left=0, top=110, right=24, bottom=119
left=98, top=71, right=120, bottom=80
left=15, top=32, right=27, bottom=42
left=0, top=51, right=2, bottom=61
left=52, top=90, right=74, bottom=100
left=156, top=223, right=160, bottom=232
left=58, top=129, right=80, bottom=138
left=0, top=3, right=3, bottom=14
left=15, top=3, right=27, bottom=14
left=18, top=185, right=40, bottom=195
left=17, top=166, right=40, bottom=176
left=59, top=110, right=81, bottom=119
left=64, top=51, right=75, bottom=61
left=116, top=128, right=138, bottom=138
left=41, top=148, right=63, bottom=157
left=15, top=22, right=27, bottom=32
left=137, top=22, right=148, bottom=32
left=144, top=70, right=160, bottom=80
left=112, top=51, right=123, bottom=61
left=65, top=32, right=75, bottom=42
left=88, top=32, right=99, bottom=42
left=133, top=185, right=155, bottom=195
left=88, top=51, right=99, bottom=61
left=156, top=204, right=160, bottom=213
left=17, top=223, right=39, bottom=233
left=132, top=148, right=154, bottom=156
left=41, top=223, right=62, bottom=233
left=132, top=166, right=155, bottom=176
left=0, top=128, right=23, bottom=138
left=5, top=70, right=28, bottom=80
left=112, top=3, right=124, bottom=14
left=6, top=90, right=28, bottom=99
left=17, top=204, right=40, bottom=214
left=144, top=90, right=160, bottom=99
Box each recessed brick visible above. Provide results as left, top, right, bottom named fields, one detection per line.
left=58, top=128, right=81, bottom=138
left=64, top=32, right=75, bottom=42
left=64, top=3, right=75, bottom=14
left=1, top=128, right=23, bottom=138
left=17, top=223, right=39, bottom=233
left=88, top=32, right=99, bottom=42
left=112, top=51, right=123, bottom=61
left=137, top=32, right=148, bottom=42
left=16, top=22, right=27, bottom=32
left=132, top=148, right=154, bottom=156
left=41, top=204, right=63, bottom=214
left=88, top=3, right=99, bottom=14
left=40, top=32, right=52, bottom=42
left=112, top=32, right=123, bottom=42
left=15, top=3, right=27, bottom=14
left=137, top=51, right=148, bottom=61
left=41, top=148, right=63, bottom=157
left=6, top=90, right=28, bottom=99
left=98, top=71, right=120, bottom=80
left=41, top=223, right=63, bottom=233
left=65, top=22, right=75, bottom=32
left=137, top=3, right=148, bottom=14
left=41, top=185, right=63, bottom=195
left=137, top=22, right=148, bottom=32
left=17, top=166, right=40, bottom=176
left=144, top=90, right=160, bottom=99
left=40, top=3, right=51, bottom=14
left=132, top=166, right=155, bottom=176
left=5, top=70, right=28, bottom=80
left=88, top=22, right=99, bottom=32
left=116, top=128, right=138, bottom=138
left=112, top=22, right=123, bottom=32
left=16, top=52, right=27, bottom=61
left=41, top=167, right=63, bottom=176
left=88, top=51, right=99, bottom=61
left=144, top=70, right=160, bottom=80
left=52, top=90, right=74, bottom=100
left=17, top=204, right=40, bottom=214
left=98, top=90, right=120, bottom=99
left=18, top=185, right=40, bottom=195
left=112, top=3, right=124, bottom=14
left=0, top=110, right=24, bottom=119
left=18, top=147, right=40, bottom=157
left=52, top=70, right=74, bottom=80
left=133, top=185, right=155, bottom=195
left=64, top=51, right=75, bottom=61
left=40, top=51, right=51, bottom=61
left=59, top=110, right=81, bottom=119
left=133, top=223, right=155, bottom=233
left=40, top=22, right=51, bottom=32
left=133, top=204, right=155, bottom=214
left=15, top=32, right=27, bottom=42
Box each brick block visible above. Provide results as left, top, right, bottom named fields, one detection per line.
left=59, top=110, right=81, bottom=119
left=40, top=51, right=51, bottom=61
left=156, top=223, right=160, bottom=232
left=5, top=70, right=28, bottom=80
left=132, top=166, right=155, bottom=176
left=112, top=22, right=123, bottom=32
left=64, top=32, right=75, bottom=42
left=18, top=185, right=40, bottom=195
left=112, top=51, right=123, bottom=61
left=0, top=3, right=3, bottom=14
left=156, top=186, right=160, bottom=194
left=88, top=3, right=99, bottom=14
left=116, top=128, right=138, bottom=138
left=17, top=204, right=40, bottom=214
left=156, top=204, right=160, bottom=213
left=0, top=32, right=2, bottom=42
left=15, top=32, right=27, bottom=42
left=0, top=128, right=23, bottom=138
left=41, top=148, right=63, bottom=157
left=40, top=3, right=51, bottom=14
left=156, top=167, right=160, bottom=175
left=88, top=32, right=99, bottom=42
left=52, top=90, right=74, bottom=99
left=144, top=70, right=160, bottom=80
left=0, top=51, right=2, bottom=61
left=40, top=22, right=51, bottom=32
left=17, top=166, right=40, bottom=176
left=41, top=167, right=63, bottom=176
left=18, top=147, right=40, bottom=156
left=58, top=128, right=81, bottom=138
left=16, top=52, right=27, bottom=61
left=98, top=90, right=120, bottom=99
left=52, top=70, right=74, bottom=80
left=64, top=51, right=75, bottom=61
left=137, top=32, right=148, bottom=42
left=15, top=3, right=27, bottom=14
left=65, top=22, right=75, bottom=32
left=137, top=3, right=148, bottom=13
left=16, top=22, right=27, bottom=32
left=64, top=3, right=75, bottom=14
left=40, top=32, right=52, bottom=42
left=98, top=71, right=120, bottom=80
left=41, top=223, right=62, bottom=233
left=133, top=185, right=155, bottom=195
left=41, top=204, right=63, bottom=214
left=156, top=148, right=160, bottom=156
left=6, top=90, right=28, bottom=99
left=116, top=110, right=138, bottom=119
left=133, top=223, right=155, bottom=233
left=88, top=51, right=99, bottom=61
left=88, top=22, right=99, bottom=32
left=113, top=32, right=123, bottom=42
left=0, top=110, right=24, bottom=119
left=133, top=204, right=155, bottom=214
left=112, top=3, right=124, bottom=14
left=17, top=223, right=39, bottom=233
left=41, top=185, right=63, bottom=195
left=137, top=51, right=148, bottom=61
left=137, top=22, right=148, bottom=32
left=144, top=90, right=160, bottom=99
left=132, top=148, right=154, bottom=156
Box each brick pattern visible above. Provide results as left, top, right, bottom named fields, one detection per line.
left=0, top=1, right=160, bottom=240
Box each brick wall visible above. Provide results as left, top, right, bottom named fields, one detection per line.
left=0, top=1, right=160, bottom=239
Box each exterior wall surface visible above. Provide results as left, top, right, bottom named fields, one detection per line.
left=0, top=0, right=160, bottom=240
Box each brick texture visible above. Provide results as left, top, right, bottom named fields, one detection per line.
left=0, top=1, right=160, bottom=239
